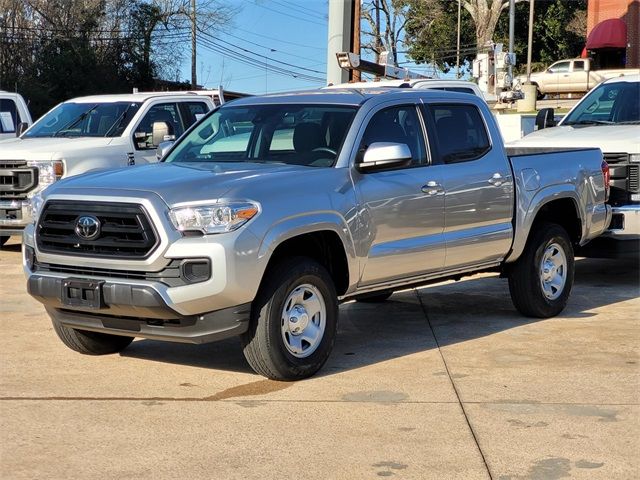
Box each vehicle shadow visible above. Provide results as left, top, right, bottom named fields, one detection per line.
left=121, top=257, right=639, bottom=377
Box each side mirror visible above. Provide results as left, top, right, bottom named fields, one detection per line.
left=152, top=121, right=173, bottom=147
left=535, top=108, right=556, bottom=130
left=16, top=122, right=28, bottom=136
left=156, top=140, right=174, bottom=161
left=358, top=142, right=412, bottom=172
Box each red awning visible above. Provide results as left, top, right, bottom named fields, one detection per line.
left=586, top=18, right=627, bottom=49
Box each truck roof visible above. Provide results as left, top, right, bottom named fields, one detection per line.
left=602, top=73, right=640, bottom=83
left=61, top=92, right=211, bottom=104
left=228, top=87, right=482, bottom=107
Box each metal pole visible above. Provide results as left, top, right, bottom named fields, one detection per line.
left=456, top=0, right=461, bottom=78
left=352, top=0, right=361, bottom=82
left=526, top=0, right=534, bottom=83
left=375, top=0, right=381, bottom=64
left=191, top=0, right=197, bottom=89
left=508, top=0, right=515, bottom=84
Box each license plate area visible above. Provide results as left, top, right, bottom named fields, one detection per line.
left=61, top=279, right=104, bottom=309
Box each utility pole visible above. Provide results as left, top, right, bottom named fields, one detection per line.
left=508, top=0, right=515, bottom=85
left=374, top=0, right=381, bottom=64
left=351, top=0, right=361, bottom=82
left=456, top=0, right=461, bottom=78
left=526, top=0, right=534, bottom=83
left=191, top=0, right=197, bottom=89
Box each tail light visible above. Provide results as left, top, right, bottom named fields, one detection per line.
left=601, top=160, right=610, bottom=201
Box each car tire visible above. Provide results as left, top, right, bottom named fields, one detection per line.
left=0, top=236, right=9, bottom=247
left=355, top=292, right=392, bottom=303
left=52, top=318, right=134, bottom=355
left=508, top=222, right=574, bottom=318
left=242, top=257, right=338, bottom=381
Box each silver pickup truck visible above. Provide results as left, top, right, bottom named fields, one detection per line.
left=23, top=89, right=611, bottom=380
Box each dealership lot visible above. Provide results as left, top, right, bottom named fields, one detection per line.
left=0, top=236, right=638, bottom=479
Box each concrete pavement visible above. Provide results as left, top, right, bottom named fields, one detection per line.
left=0, top=235, right=638, bottom=479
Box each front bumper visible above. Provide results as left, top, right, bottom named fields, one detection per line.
left=0, top=198, right=31, bottom=236
left=603, top=204, right=640, bottom=240
left=28, top=274, right=251, bottom=344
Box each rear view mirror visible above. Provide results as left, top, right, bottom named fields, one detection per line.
left=16, top=122, right=28, bottom=136
left=156, top=141, right=174, bottom=161
left=152, top=121, right=173, bottom=147
left=358, top=142, right=412, bottom=172
left=535, top=108, right=556, bottom=130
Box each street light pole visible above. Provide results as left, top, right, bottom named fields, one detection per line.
left=508, top=0, right=514, bottom=84
left=526, top=0, right=534, bottom=83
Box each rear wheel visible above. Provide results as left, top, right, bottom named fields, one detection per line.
left=508, top=222, right=574, bottom=318
left=52, top=318, right=134, bottom=355
left=242, top=257, right=338, bottom=380
left=0, top=236, right=9, bottom=247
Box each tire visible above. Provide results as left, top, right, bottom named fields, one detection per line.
left=536, top=87, right=545, bottom=100
left=508, top=222, right=574, bottom=318
left=242, top=257, right=338, bottom=380
left=355, top=292, right=392, bottom=303
left=52, top=318, right=134, bottom=355
left=0, top=236, right=9, bottom=247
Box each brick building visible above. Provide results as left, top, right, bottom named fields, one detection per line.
left=586, top=0, right=640, bottom=68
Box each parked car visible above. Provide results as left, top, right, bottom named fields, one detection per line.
left=514, top=57, right=640, bottom=98
left=23, top=88, right=610, bottom=380
left=512, top=74, right=639, bottom=257
left=0, top=91, right=216, bottom=246
left=0, top=91, right=33, bottom=140
left=326, top=78, right=486, bottom=99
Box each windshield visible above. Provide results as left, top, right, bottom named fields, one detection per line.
left=23, top=102, right=141, bottom=138
left=164, top=104, right=357, bottom=167
left=562, top=81, right=640, bottom=126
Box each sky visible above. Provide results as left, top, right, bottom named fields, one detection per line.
left=176, top=0, right=441, bottom=95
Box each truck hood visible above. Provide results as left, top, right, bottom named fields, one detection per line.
left=510, top=124, right=640, bottom=154
left=48, top=162, right=324, bottom=206
left=0, top=137, right=115, bottom=161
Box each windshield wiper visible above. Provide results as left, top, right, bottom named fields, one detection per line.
left=53, top=105, right=99, bottom=137
left=105, top=104, right=134, bottom=137
left=566, top=120, right=614, bottom=126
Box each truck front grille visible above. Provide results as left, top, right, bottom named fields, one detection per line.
left=603, top=153, right=638, bottom=204
left=0, top=160, right=38, bottom=198
left=36, top=201, right=159, bottom=259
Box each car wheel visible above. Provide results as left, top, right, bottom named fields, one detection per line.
left=52, top=318, right=134, bottom=355
left=508, top=222, right=574, bottom=318
left=242, top=257, right=338, bottom=380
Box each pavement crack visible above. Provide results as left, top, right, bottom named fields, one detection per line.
left=416, top=289, right=494, bottom=480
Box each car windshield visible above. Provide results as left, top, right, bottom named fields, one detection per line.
left=164, top=104, right=358, bottom=167
left=562, top=81, right=640, bottom=126
left=23, top=102, right=141, bottom=138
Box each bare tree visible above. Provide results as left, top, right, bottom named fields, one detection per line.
left=361, top=0, right=409, bottom=66
left=463, top=0, right=526, bottom=48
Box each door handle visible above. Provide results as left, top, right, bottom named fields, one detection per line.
left=421, top=180, right=443, bottom=195
left=488, top=173, right=504, bottom=187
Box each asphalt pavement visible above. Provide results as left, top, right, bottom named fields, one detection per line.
left=1, top=236, right=638, bottom=479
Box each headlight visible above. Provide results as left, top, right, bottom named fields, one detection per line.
left=169, top=202, right=259, bottom=234
left=27, top=160, right=64, bottom=196
left=29, top=192, right=45, bottom=224
left=630, top=154, right=640, bottom=163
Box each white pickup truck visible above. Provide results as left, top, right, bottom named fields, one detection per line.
left=512, top=75, right=639, bottom=257
left=0, top=91, right=33, bottom=140
left=0, top=91, right=216, bottom=246
left=515, top=58, right=640, bottom=99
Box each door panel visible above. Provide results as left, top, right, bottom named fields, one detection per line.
left=423, top=103, right=514, bottom=269
left=356, top=166, right=446, bottom=285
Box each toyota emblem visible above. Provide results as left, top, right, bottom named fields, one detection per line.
left=75, top=215, right=101, bottom=241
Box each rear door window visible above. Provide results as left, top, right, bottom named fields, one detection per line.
left=424, top=104, right=491, bottom=164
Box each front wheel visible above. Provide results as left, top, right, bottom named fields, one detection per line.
left=508, top=223, right=574, bottom=318
left=242, top=257, right=338, bottom=380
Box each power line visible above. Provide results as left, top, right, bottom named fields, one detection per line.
left=244, top=0, right=327, bottom=27
left=234, top=27, right=326, bottom=51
